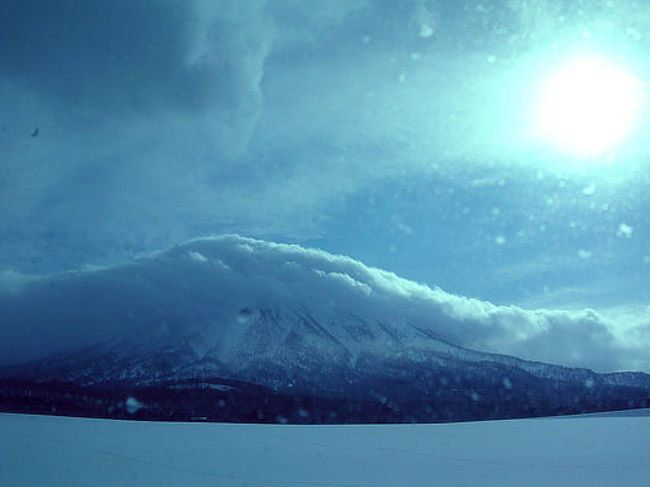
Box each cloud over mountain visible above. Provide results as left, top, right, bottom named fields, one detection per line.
left=1, top=236, right=648, bottom=373
left=1, top=2, right=648, bottom=373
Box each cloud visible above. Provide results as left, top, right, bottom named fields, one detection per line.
left=0, top=1, right=270, bottom=269
left=0, top=271, right=36, bottom=296
left=1, top=0, right=648, bottom=329
left=0, top=1, right=557, bottom=271
left=1, top=235, right=648, bottom=373
left=0, top=0, right=390, bottom=272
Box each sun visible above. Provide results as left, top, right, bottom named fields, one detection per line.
left=534, top=56, right=644, bottom=158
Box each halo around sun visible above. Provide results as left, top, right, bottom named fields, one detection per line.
left=534, top=55, right=644, bottom=158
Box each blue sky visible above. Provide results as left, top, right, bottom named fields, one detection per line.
left=1, top=0, right=649, bottom=314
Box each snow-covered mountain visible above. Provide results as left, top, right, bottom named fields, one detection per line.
left=1, top=236, right=649, bottom=422
left=9, top=299, right=650, bottom=393
left=1, top=235, right=645, bottom=372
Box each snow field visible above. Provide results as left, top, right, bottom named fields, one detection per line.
left=1, top=411, right=648, bottom=486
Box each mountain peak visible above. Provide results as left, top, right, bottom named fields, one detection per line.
left=0, top=235, right=645, bottom=374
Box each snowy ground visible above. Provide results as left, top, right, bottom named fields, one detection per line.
left=1, top=412, right=648, bottom=486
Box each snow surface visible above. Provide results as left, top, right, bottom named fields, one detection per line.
left=1, top=412, right=648, bottom=486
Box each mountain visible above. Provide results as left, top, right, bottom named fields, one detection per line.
left=1, top=236, right=649, bottom=423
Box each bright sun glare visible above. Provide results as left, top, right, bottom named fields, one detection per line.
left=535, top=56, right=644, bottom=158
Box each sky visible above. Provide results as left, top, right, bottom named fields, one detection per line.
left=0, top=2, right=649, bottom=329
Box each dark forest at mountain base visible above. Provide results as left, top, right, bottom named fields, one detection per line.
left=2, top=376, right=648, bottom=424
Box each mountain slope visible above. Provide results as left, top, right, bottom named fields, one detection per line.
left=1, top=235, right=645, bottom=372
left=1, top=236, right=649, bottom=422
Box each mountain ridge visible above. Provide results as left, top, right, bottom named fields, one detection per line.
left=1, top=236, right=649, bottom=422
left=2, top=235, right=644, bottom=372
